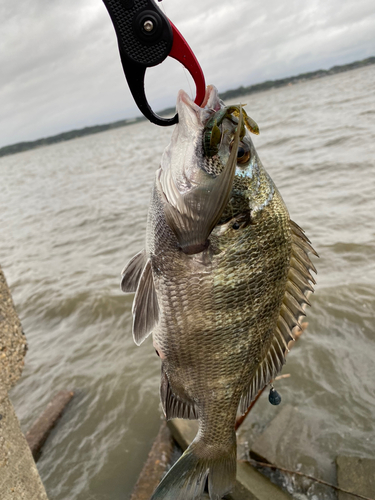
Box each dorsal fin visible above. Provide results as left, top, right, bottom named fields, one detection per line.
left=132, top=259, right=159, bottom=346
left=160, top=365, right=198, bottom=420
left=121, top=250, right=146, bottom=293
left=239, top=219, right=317, bottom=414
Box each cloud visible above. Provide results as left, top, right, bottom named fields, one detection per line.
left=1, top=0, right=374, bottom=148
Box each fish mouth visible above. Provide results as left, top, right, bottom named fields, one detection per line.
left=176, top=85, right=222, bottom=127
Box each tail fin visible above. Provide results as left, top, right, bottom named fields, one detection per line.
left=151, top=435, right=236, bottom=500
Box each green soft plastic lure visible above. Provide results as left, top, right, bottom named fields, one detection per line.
left=203, top=105, right=260, bottom=157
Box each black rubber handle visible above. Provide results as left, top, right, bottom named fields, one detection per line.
left=103, top=0, right=178, bottom=125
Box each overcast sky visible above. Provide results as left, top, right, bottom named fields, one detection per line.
left=1, top=0, right=374, bottom=148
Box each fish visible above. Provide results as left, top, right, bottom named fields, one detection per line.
left=121, top=85, right=317, bottom=500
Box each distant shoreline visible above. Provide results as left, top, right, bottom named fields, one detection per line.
left=1, top=56, right=374, bottom=158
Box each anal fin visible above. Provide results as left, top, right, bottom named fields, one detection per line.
left=160, top=365, right=198, bottom=420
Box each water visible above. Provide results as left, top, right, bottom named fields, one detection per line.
left=1, top=65, right=375, bottom=499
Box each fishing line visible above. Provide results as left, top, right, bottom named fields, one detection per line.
left=158, top=0, right=167, bottom=15
left=183, top=68, right=195, bottom=101
left=159, top=0, right=194, bottom=101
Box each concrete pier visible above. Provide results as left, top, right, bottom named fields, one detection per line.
left=0, top=266, right=48, bottom=499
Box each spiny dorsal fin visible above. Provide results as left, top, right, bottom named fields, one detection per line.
left=121, top=250, right=146, bottom=293
left=239, top=219, right=317, bottom=414
left=160, top=365, right=198, bottom=420
left=132, top=259, right=159, bottom=346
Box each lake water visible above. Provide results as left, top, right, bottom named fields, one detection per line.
left=1, top=64, right=375, bottom=500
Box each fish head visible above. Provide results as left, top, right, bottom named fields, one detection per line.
left=157, top=85, right=273, bottom=254
left=159, top=85, right=223, bottom=202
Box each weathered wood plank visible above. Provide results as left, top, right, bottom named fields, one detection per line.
left=25, top=390, right=74, bottom=461
left=130, top=421, right=175, bottom=500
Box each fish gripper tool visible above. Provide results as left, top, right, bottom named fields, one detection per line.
left=102, top=0, right=206, bottom=126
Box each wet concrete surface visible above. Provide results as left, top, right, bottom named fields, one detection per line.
left=336, top=456, right=375, bottom=500
left=0, top=266, right=48, bottom=499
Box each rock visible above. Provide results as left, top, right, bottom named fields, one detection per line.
left=336, top=455, right=375, bottom=500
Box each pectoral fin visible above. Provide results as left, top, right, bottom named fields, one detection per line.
left=132, top=259, right=159, bottom=346
left=121, top=250, right=146, bottom=293
left=158, top=109, right=243, bottom=255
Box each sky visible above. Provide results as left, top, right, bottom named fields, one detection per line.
left=1, top=0, right=374, bottom=148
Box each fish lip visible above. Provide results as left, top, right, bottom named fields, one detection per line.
left=176, top=85, right=221, bottom=125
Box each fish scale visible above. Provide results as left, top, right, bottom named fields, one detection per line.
left=121, top=85, right=316, bottom=499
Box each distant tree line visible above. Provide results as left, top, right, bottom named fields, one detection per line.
left=0, top=117, right=146, bottom=158
left=220, top=56, right=375, bottom=100
left=1, top=56, right=374, bottom=158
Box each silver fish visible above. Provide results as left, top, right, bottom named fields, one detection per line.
left=121, top=85, right=317, bottom=500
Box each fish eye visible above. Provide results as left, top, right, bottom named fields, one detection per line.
left=237, top=146, right=246, bottom=158
left=230, top=140, right=251, bottom=164
left=236, top=143, right=251, bottom=164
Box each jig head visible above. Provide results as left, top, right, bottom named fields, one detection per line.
left=102, top=0, right=206, bottom=126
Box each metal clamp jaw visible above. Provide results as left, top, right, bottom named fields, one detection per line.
left=102, top=0, right=206, bottom=126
